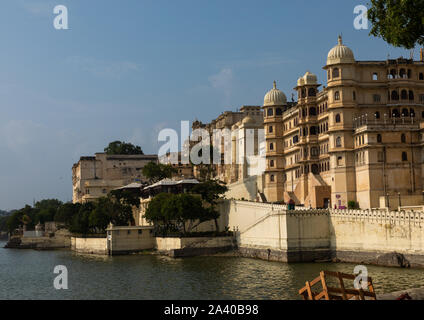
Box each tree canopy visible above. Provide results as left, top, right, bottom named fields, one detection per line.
left=144, top=193, right=212, bottom=235
left=142, top=162, right=178, bottom=183
left=104, top=141, right=144, bottom=155
left=368, top=0, right=424, bottom=49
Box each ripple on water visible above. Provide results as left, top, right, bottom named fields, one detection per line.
left=1, top=243, right=423, bottom=300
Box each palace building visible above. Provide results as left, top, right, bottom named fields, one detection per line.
left=196, top=36, right=424, bottom=210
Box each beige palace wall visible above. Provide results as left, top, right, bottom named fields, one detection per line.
left=219, top=200, right=424, bottom=265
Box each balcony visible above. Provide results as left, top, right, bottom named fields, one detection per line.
left=354, top=117, right=420, bottom=133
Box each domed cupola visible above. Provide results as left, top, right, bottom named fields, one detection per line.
left=303, top=71, right=318, bottom=85
left=327, top=36, right=355, bottom=65
left=264, top=81, right=287, bottom=106
left=297, top=77, right=305, bottom=87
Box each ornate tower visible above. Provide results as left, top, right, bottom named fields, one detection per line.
left=323, top=35, right=357, bottom=208
left=263, top=81, right=287, bottom=203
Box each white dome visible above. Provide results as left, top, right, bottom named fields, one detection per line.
left=297, top=77, right=305, bottom=87
left=327, top=36, right=355, bottom=65
left=303, top=71, right=318, bottom=85
left=264, top=81, right=287, bottom=106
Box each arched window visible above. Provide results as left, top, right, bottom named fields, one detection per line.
left=268, top=126, right=273, bottom=133
left=407, top=69, right=412, bottom=79
left=420, top=73, right=424, bottom=80
left=311, top=147, right=319, bottom=156
left=337, top=156, right=343, bottom=166
left=401, top=90, right=408, bottom=100
left=335, top=114, right=341, bottom=123
left=375, top=111, right=380, bottom=119
left=392, top=109, right=400, bottom=118
left=308, top=88, right=316, bottom=97
left=269, top=143, right=274, bottom=151
left=372, top=73, right=378, bottom=80
left=267, top=108, right=274, bottom=117
left=400, top=69, right=406, bottom=78
left=401, top=134, right=406, bottom=143
left=293, top=136, right=299, bottom=144
left=334, top=91, right=340, bottom=101
left=410, top=109, right=415, bottom=117
left=311, top=164, right=319, bottom=174
left=270, top=175, right=275, bottom=182
left=332, top=68, right=340, bottom=78
left=301, top=88, right=306, bottom=98
left=336, top=137, right=342, bottom=147
left=409, top=90, right=414, bottom=101
left=402, top=108, right=409, bottom=117
left=270, top=160, right=274, bottom=167
left=309, top=107, right=317, bottom=116
left=402, top=152, right=408, bottom=161
left=275, top=108, right=283, bottom=116
left=377, top=134, right=382, bottom=143
left=390, top=69, right=397, bottom=79
left=391, top=91, right=399, bottom=100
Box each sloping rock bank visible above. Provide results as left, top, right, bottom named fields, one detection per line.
left=378, top=287, right=424, bottom=300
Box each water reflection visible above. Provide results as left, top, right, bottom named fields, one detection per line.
left=1, top=243, right=423, bottom=300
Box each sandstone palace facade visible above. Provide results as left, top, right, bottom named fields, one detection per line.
left=195, top=37, right=424, bottom=210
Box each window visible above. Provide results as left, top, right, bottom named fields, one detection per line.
left=391, top=91, right=399, bottom=100
left=267, top=108, right=274, bottom=117
left=372, top=73, right=378, bottom=81
left=401, top=134, right=406, bottom=143
left=337, top=156, right=343, bottom=166
left=335, top=114, right=341, bottom=123
left=308, top=88, right=316, bottom=97
left=377, top=134, right=382, bottom=143
left=270, top=175, right=275, bottom=182
left=102, top=189, right=107, bottom=194
left=402, top=152, right=408, bottom=161
left=400, top=69, right=406, bottom=78
left=270, top=160, right=274, bottom=167
left=309, top=107, right=317, bottom=116
left=127, top=230, right=131, bottom=235
left=378, top=152, right=384, bottom=162
left=353, top=91, right=356, bottom=101
left=410, top=109, right=415, bottom=117
left=268, top=126, right=273, bottom=133
left=419, top=73, right=424, bottom=80
left=138, top=229, right=142, bottom=235
left=310, top=126, right=317, bottom=135
left=276, top=108, right=283, bottom=116
left=328, top=70, right=331, bottom=79
left=373, top=94, right=381, bottom=103
left=334, top=91, right=340, bottom=101
left=375, top=111, right=380, bottom=119
left=293, top=136, right=299, bottom=144
left=392, top=109, right=400, bottom=118
left=336, top=137, right=342, bottom=148
left=269, top=143, right=274, bottom=151
left=409, top=90, right=414, bottom=101
left=401, top=90, right=408, bottom=100
left=402, top=108, right=409, bottom=117
left=420, top=94, right=424, bottom=103
left=332, top=68, right=340, bottom=78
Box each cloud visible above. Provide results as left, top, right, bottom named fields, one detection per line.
left=208, top=68, right=233, bottom=98
left=65, top=56, right=142, bottom=79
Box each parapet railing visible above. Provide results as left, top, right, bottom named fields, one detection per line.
left=329, top=209, right=424, bottom=225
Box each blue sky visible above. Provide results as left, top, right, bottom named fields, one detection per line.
left=0, top=0, right=416, bottom=209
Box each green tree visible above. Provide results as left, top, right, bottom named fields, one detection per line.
left=70, top=202, right=94, bottom=235
left=104, top=141, right=144, bottom=155
left=55, top=203, right=81, bottom=227
left=142, top=162, right=178, bottom=183
left=368, top=0, right=424, bottom=49
left=190, top=180, right=228, bottom=231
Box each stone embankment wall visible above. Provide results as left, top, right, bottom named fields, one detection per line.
left=155, top=236, right=236, bottom=257
left=219, top=200, right=424, bottom=267
left=6, top=229, right=71, bottom=249
left=71, top=237, right=108, bottom=255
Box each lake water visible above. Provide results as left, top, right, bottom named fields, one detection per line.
left=1, top=241, right=423, bottom=300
